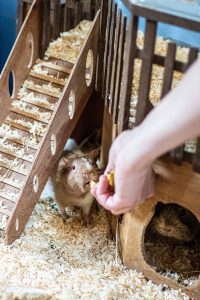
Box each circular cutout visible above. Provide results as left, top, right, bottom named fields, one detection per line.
left=15, top=218, right=19, bottom=231
left=8, top=70, right=15, bottom=98
left=85, top=49, right=94, bottom=87
left=33, top=175, right=39, bottom=193
left=68, top=90, right=75, bottom=119
left=51, top=134, right=57, bottom=155
left=144, top=202, right=200, bottom=284
left=27, top=32, right=34, bottom=69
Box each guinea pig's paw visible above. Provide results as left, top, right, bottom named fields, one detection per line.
left=59, top=210, right=69, bottom=223
left=80, top=215, right=91, bottom=227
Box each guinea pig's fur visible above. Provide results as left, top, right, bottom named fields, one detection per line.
left=51, top=149, right=100, bottom=224
left=148, top=203, right=200, bottom=245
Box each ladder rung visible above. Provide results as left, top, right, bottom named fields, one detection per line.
left=0, top=148, right=34, bottom=163
left=0, top=162, right=28, bottom=176
left=30, top=71, right=66, bottom=86
left=26, top=85, right=61, bottom=98
left=5, top=119, right=45, bottom=137
left=18, top=97, right=56, bottom=112
left=0, top=192, right=18, bottom=203
left=0, top=207, right=12, bottom=217
left=0, top=177, right=23, bottom=189
left=11, top=107, right=50, bottom=124
left=45, top=54, right=75, bottom=65
left=0, top=134, right=38, bottom=151
left=37, top=60, right=72, bottom=74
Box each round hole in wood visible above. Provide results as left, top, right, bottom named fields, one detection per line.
left=27, top=32, right=34, bottom=69
left=15, top=218, right=19, bottom=231
left=85, top=49, right=94, bottom=87
left=68, top=90, right=75, bottom=120
left=33, top=175, right=39, bottom=193
left=8, top=70, right=15, bottom=98
left=51, top=134, right=57, bottom=155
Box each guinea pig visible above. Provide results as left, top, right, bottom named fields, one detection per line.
left=51, top=149, right=100, bottom=225
left=148, top=203, right=200, bottom=245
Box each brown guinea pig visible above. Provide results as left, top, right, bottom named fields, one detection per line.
left=148, top=203, right=200, bottom=245
left=51, top=149, right=100, bottom=225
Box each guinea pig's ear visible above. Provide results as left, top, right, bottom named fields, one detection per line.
left=87, top=148, right=100, bottom=164
left=57, top=157, right=68, bottom=172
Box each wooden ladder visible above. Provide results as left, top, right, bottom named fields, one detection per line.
left=0, top=0, right=100, bottom=244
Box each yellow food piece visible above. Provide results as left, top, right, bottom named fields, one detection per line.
left=90, top=180, right=98, bottom=189
left=107, top=170, right=115, bottom=188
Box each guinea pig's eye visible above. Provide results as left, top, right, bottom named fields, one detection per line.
left=72, top=165, right=76, bottom=171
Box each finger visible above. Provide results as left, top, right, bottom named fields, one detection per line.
left=97, top=175, right=110, bottom=194
left=111, top=207, right=132, bottom=215
left=96, top=194, right=114, bottom=210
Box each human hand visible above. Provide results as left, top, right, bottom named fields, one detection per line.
left=91, top=129, right=155, bottom=214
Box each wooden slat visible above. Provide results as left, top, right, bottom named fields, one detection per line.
left=53, top=0, right=61, bottom=39
left=0, top=147, right=34, bottom=163
left=130, top=2, right=200, bottom=32
left=0, top=207, right=12, bottom=217
left=0, top=133, right=38, bottom=151
left=11, top=108, right=50, bottom=124
left=96, top=0, right=109, bottom=91
left=45, top=54, right=75, bottom=65
left=0, top=161, right=28, bottom=176
left=135, top=20, right=157, bottom=126
left=113, top=15, right=126, bottom=123
left=172, top=48, right=198, bottom=166
left=26, top=84, right=61, bottom=98
left=42, top=0, right=51, bottom=56
left=5, top=119, right=45, bottom=137
left=37, top=60, right=72, bottom=74
left=102, top=0, right=113, bottom=98
left=74, top=0, right=83, bottom=27
left=29, top=71, right=66, bottom=86
left=0, top=178, right=23, bottom=189
left=109, top=9, right=122, bottom=116
left=18, top=96, right=56, bottom=112
left=118, top=16, right=138, bottom=133
left=0, top=192, right=18, bottom=204
left=161, top=43, right=176, bottom=98
left=105, top=2, right=117, bottom=107
left=64, top=1, right=73, bottom=31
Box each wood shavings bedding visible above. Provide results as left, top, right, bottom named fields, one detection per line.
left=45, top=20, right=92, bottom=63
left=0, top=196, right=189, bottom=299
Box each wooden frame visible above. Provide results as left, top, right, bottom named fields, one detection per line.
left=100, top=0, right=200, bottom=298
left=0, top=0, right=100, bottom=244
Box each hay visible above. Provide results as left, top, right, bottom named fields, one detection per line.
left=0, top=194, right=189, bottom=299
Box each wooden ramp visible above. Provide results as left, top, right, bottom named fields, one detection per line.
left=0, top=0, right=100, bottom=244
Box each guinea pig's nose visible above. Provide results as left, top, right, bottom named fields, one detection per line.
left=83, top=172, right=90, bottom=180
